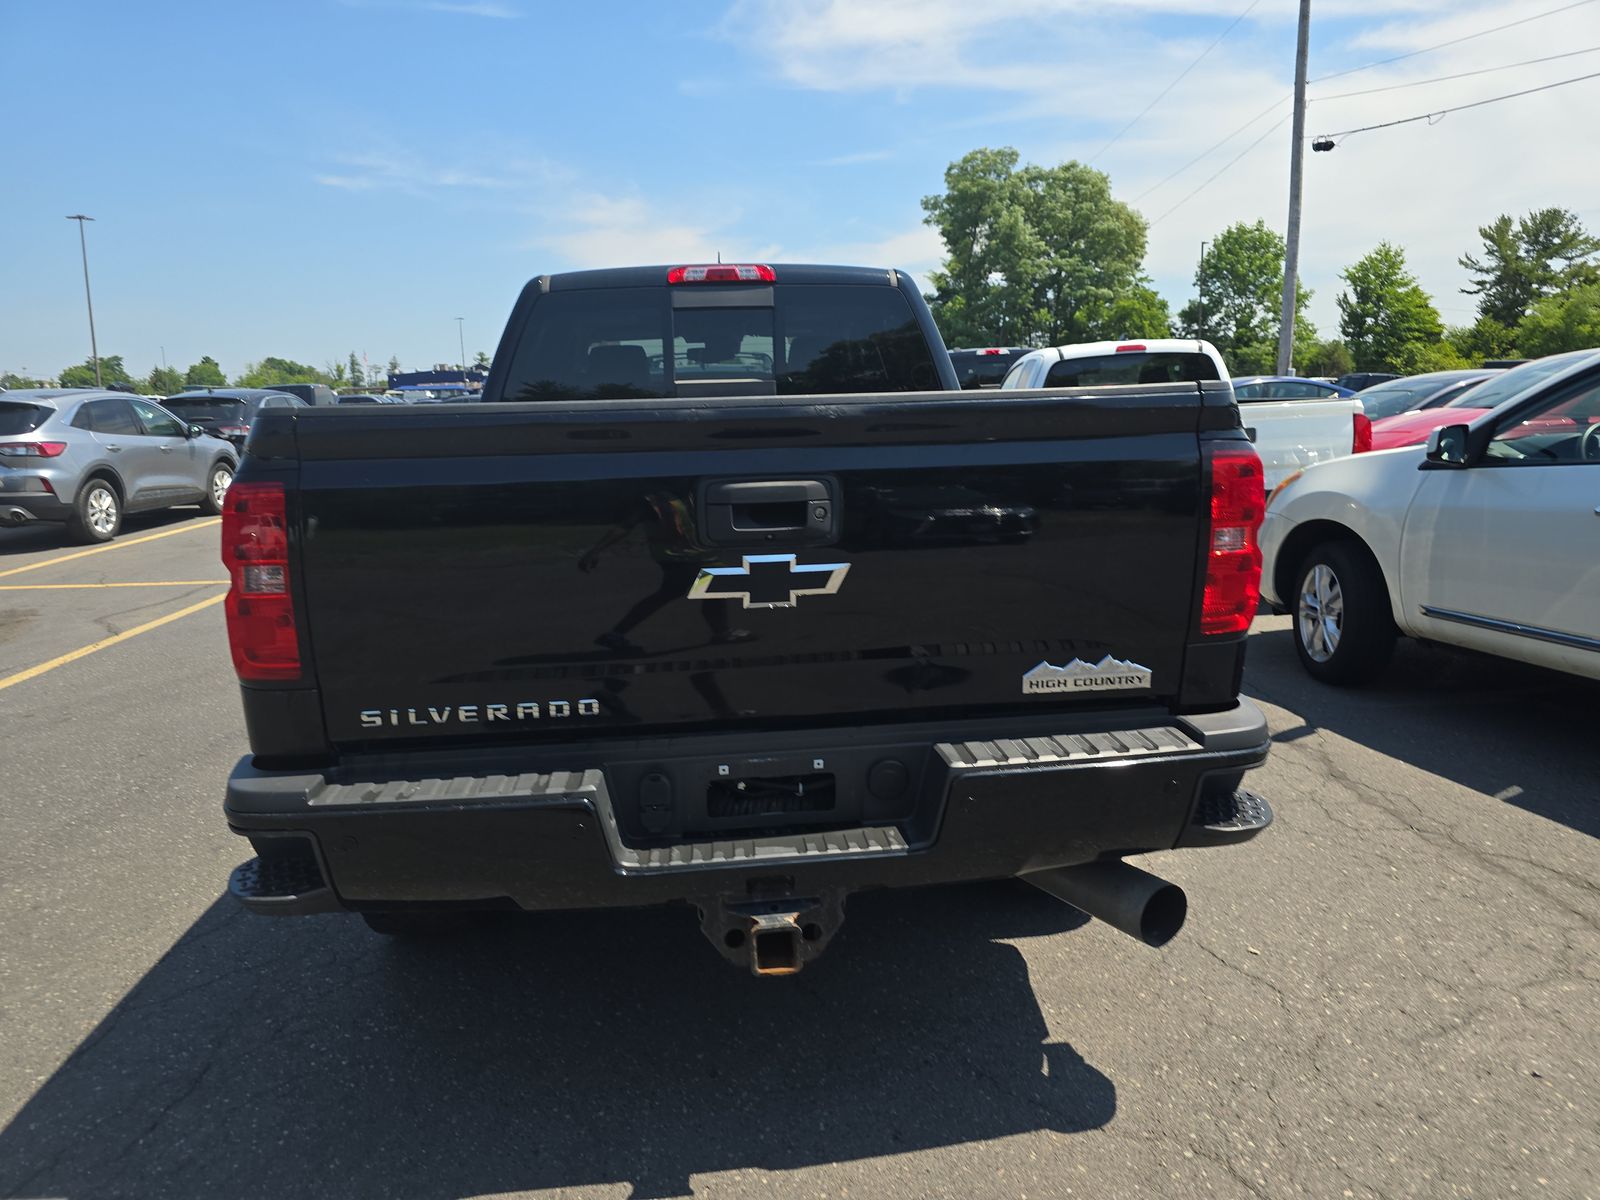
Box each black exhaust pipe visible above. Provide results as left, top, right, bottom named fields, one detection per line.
left=1023, top=860, right=1187, bottom=947
left=1, top=506, right=32, bottom=528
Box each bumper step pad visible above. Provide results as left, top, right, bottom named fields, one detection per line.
left=229, top=854, right=341, bottom=915
left=939, top=725, right=1199, bottom=768
left=1180, top=788, right=1274, bottom=847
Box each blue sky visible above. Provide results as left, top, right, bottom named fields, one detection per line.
left=7, top=0, right=1599, bottom=382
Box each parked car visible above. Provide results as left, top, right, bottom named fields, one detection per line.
left=218, top=262, right=1273, bottom=976
left=0, top=390, right=237, bottom=542
left=1335, top=372, right=1400, bottom=392
left=1001, top=340, right=1367, bottom=490
left=1260, top=353, right=1600, bottom=684
left=335, top=393, right=395, bottom=405
left=1231, top=376, right=1356, bottom=400
left=161, top=389, right=308, bottom=449
left=948, top=346, right=1030, bottom=389
left=264, top=383, right=338, bottom=406
left=1367, top=351, right=1600, bottom=450
left=1353, top=369, right=1500, bottom=425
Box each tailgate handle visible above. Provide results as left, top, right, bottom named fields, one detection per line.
left=700, top=479, right=836, bottom=546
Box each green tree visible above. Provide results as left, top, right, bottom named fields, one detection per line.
left=1515, top=282, right=1600, bottom=357
left=387, top=355, right=402, bottom=376
left=1445, top=317, right=1518, bottom=365
left=472, top=350, right=491, bottom=369
left=234, top=357, right=327, bottom=388
left=1337, top=243, right=1445, bottom=373
left=184, top=356, right=227, bottom=387
left=1304, top=339, right=1354, bottom=378
left=326, top=360, right=348, bottom=385
left=1, top=372, right=49, bottom=389
left=147, top=365, right=184, bottom=395
left=348, top=352, right=365, bottom=388
left=59, top=355, right=131, bottom=388
left=1460, top=208, right=1600, bottom=327
left=1174, top=221, right=1315, bottom=374
left=921, top=147, right=1151, bottom=346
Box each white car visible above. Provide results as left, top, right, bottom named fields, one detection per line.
left=1000, top=339, right=1365, bottom=491
left=1259, top=353, right=1600, bottom=683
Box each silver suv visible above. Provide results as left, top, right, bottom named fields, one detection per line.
left=0, top=390, right=238, bottom=543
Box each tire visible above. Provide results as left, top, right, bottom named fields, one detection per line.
left=200, top=460, right=234, bottom=515
left=67, top=477, right=122, bottom=544
left=1291, top=540, right=1396, bottom=684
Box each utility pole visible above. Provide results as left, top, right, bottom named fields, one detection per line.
left=66, top=215, right=102, bottom=387
left=455, top=316, right=466, bottom=376
left=1198, top=241, right=1209, bottom=339
left=1275, top=0, right=1311, bottom=376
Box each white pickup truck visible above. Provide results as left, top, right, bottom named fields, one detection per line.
left=998, top=340, right=1368, bottom=491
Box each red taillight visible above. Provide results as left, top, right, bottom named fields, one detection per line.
left=979, top=348, right=1007, bottom=355
left=1115, top=343, right=1147, bottom=353
left=221, top=481, right=300, bottom=681
left=1201, top=442, right=1265, bottom=636
left=0, top=441, right=69, bottom=458
left=1352, top=411, right=1373, bottom=453
left=217, top=424, right=250, bottom=438
left=666, top=264, right=776, bottom=284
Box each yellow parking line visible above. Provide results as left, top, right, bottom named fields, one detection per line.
left=0, top=581, right=229, bottom=590
left=0, top=519, right=220, bottom=579
left=0, top=593, right=227, bottom=692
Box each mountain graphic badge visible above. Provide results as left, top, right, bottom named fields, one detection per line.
left=1023, top=655, right=1153, bottom=695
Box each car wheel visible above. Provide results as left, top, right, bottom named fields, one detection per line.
left=200, top=461, right=234, bottom=515
left=1292, top=541, right=1396, bottom=684
left=67, top=478, right=122, bottom=544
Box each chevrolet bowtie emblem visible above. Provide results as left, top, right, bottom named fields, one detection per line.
left=687, top=554, right=851, bottom=609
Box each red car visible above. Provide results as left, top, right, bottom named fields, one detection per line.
left=1368, top=351, right=1600, bottom=449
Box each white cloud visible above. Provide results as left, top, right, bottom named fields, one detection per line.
left=720, top=0, right=1600, bottom=338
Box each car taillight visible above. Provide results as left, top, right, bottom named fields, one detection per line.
left=667, top=263, right=776, bottom=283
left=1200, top=442, right=1265, bottom=636
left=1352, top=411, right=1373, bottom=453
left=217, top=424, right=250, bottom=438
left=0, top=441, right=69, bottom=457
left=1115, top=343, right=1147, bottom=353
left=221, top=481, right=300, bottom=681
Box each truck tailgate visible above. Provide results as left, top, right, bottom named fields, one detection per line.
left=289, top=390, right=1209, bottom=748
left=1239, top=397, right=1360, bottom=490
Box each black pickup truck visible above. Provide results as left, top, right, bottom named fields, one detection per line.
left=222, top=262, right=1272, bottom=974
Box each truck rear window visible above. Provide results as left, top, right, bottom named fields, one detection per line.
left=1044, top=353, right=1219, bottom=388
left=164, top=398, right=247, bottom=422
left=0, top=402, right=49, bottom=435
left=497, top=284, right=940, bottom=401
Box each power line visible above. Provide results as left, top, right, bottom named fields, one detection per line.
left=1091, top=0, right=1263, bottom=162
left=1132, top=94, right=1288, bottom=204
left=1315, top=68, right=1600, bottom=141
left=1150, top=111, right=1292, bottom=226
left=1315, top=44, right=1600, bottom=101
left=1310, top=0, right=1599, bottom=84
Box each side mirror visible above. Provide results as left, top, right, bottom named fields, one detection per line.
left=1423, top=423, right=1469, bottom=468
left=186, top=424, right=206, bottom=439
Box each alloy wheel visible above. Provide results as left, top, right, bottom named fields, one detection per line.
left=1296, top=562, right=1344, bottom=663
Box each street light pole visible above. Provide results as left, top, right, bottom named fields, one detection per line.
left=66, top=214, right=102, bottom=387
left=1275, top=0, right=1311, bottom=376
left=455, top=317, right=466, bottom=378
left=1198, top=241, right=1209, bottom=339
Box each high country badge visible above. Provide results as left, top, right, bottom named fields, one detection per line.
left=1023, top=656, right=1153, bottom=694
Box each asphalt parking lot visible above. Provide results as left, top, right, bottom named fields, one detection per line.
left=0, top=511, right=1595, bottom=1200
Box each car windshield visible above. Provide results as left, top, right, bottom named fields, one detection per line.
left=163, top=397, right=248, bottom=421
left=1354, top=382, right=1434, bottom=420
left=1043, top=352, right=1219, bottom=388
left=1444, top=352, right=1597, bottom=409
left=0, top=401, right=50, bottom=435
left=950, top=350, right=1024, bottom=389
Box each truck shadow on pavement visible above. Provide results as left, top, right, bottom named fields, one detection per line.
left=0, top=882, right=1112, bottom=1200
left=1248, top=622, right=1600, bottom=840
